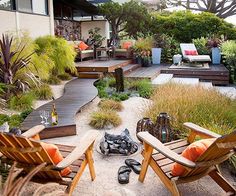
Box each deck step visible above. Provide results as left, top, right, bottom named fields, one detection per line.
left=171, top=77, right=199, bottom=85
left=152, top=74, right=173, bottom=85
left=122, top=64, right=141, bottom=74
left=215, top=86, right=236, bottom=99
left=78, top=72, right=103, bottom=79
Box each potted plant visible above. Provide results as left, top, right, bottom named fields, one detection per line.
left=141, top=50, right=152, bottom=67
left=133, top=37, right=152, bottom=66
left=207, top=36, right=223, bottom=65
left=152, top=34, right=166, bottom=65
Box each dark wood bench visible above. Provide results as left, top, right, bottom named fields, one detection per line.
left=21, top=78, right=98, bottom=139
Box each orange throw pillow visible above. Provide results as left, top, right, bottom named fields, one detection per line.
left=171, top=138, right=216, bottom=177
left=184, top=50, right=198, bottom=55
left=122, top=41, right=133, bottom=49
left=79, top=41, right=89, bottom=50
left=41, top=142, right=71, bottom=176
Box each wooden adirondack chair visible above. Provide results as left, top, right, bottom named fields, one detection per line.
left=0, top=125, right=99, bottom=196
left=138, top=122, right=236, bottom=196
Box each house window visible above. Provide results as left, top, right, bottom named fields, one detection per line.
left=17, top=0, right=48, bottom=15
left=0, top=0, right=14, bottom=10
left=18, top=0, right=32, bottom=12
left=32, top=0, right=47, bottom=15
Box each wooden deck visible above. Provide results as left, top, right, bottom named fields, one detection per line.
left=76, top=59, right=132, bottom=73
left=21, top=78, right=98, bottom=139
left=161, top=64, right=229, bottom=85
left=125, top=65, right=167, bottom=80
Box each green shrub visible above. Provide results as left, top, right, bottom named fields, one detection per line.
left=89, top=109, right=121, bottom=129
left=192, top=37, right=210, bottom=55
left=8, top=114, right=23, bottom=128
left=107, top=77, right=116, bottom=88
left=136, top=79, right=153, bottom=98
left=152, top=11, right=236, bottom=43
left=9, top=93, right=35, bottom=111
left=0, top=114, right=10, bottom=125
left=47, top=75, right=61, bottom=85
left=145, top=83, right=236, bottom=136
left=34, top=36, right=76, bottom=76
left=58, top=73, right=72, bottom=81
left=221, top=40, right=236, bottom=83
left=111, top=92, right=129, bottom=101
left=99, top=99, right=123, bottom=111
left=20, top=108, right=33, bottom=119
left=33, top=84, right=53, bottom=100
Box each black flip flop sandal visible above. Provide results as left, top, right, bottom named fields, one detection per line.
left=118, top=165, right=132, bottom=184
left=125, top=159, right=141, bottom=174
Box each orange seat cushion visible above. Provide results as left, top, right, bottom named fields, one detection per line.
left=122, top=41, right=133, bottom=49
left=41, top=142, right=71, bottom=176
left=79, top=41, right=89, bottom=50
left=171, top=138, right=216, bottom=176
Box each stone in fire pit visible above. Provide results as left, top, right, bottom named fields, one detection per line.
left=100, top=129, right=138, bottom=156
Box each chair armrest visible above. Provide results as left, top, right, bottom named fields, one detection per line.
left=138, top=132, right=196, bottom=168
left=55, top=130, right=100, bottom=169
left=21, top=125, right=45, bottom=138
left=184, top=122, right=221, bottom=139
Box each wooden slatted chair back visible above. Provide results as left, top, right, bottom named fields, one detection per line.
left=182, top=130, right=236, bottom=177
left=0, top=133, right=62, bottom=180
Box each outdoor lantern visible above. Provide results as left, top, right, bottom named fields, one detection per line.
left=153, top=112, right=174, bottom=143
left=136, top=118, right=154, bottom=142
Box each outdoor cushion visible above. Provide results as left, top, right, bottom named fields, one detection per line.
left=41, top=142, right=71, bottom=176
left=79, top=41, right=89, bottom=50
left=186, top=55, right=211, bottom=62
left=171, top=138, right=216, bottom=176
left=184, top=50, right=198, bottom=55
left=81, top=50, right=93, bottom=54
left=115, top=48, right=128, bottom=52
left=122, top=41, right=133, bottom=49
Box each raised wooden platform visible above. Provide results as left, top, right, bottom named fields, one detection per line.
left=76, top=59, right=132, bottom=73
left=21, top=78, right=98, bottom=139
left=160, top=64, right=229, bottom=85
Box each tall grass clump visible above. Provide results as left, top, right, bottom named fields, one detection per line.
left=33, top=84, right=53, bottom=100
left=9, top=93, right=35, bottom=111
left=98, top=99, right=123, bottom=111
left=145, top=83, right=236, bottom=135
left=89, top=109, right=121, bottom=129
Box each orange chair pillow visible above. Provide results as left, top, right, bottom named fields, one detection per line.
left=184, top=50, right=198, bottom=55
left=41, top=142, right=71, bottom=176
left=122, top=41, right=133, bottom=49
left=79, top=41, right=89, bottom=50
left=171, top=138, right=216, bottom=177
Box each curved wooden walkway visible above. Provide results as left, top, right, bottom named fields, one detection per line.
left=21, top=78, right=98, bottom=139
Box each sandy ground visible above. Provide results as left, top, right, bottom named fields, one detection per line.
left=22, top=96, right=235, bottom=196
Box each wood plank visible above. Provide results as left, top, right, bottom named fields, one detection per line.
left=21, top=79, right=98, bottom=139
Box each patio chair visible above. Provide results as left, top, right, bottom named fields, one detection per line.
left=180, top=43, right=211, bottom=63
left=0, top=125, right=99, bottom=196
left=137, top=122, right=236, bottom=196
left=114, top=40, right=135, bottom=59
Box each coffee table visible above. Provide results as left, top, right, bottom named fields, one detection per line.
left=96, top=47, right=112, bottom=61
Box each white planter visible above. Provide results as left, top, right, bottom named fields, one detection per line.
left=152, top=48, right=162, bottom=65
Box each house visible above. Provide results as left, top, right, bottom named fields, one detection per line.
left=0, top=0, right=111, bottom=44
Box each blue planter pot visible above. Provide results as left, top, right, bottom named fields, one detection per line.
left=152, top=48, right=162, bottom=65
left=212, top=47, right=221, bottom=65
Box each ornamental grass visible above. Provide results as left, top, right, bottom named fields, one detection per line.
left=145, top=83, right=236, bottom=136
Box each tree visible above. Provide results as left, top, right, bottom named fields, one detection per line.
left=99, top=0, right=151, bottom=46
left=166, top=0, right=236, bottom=18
